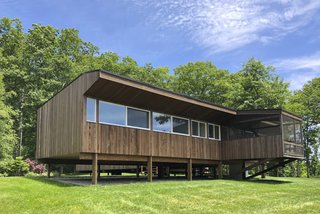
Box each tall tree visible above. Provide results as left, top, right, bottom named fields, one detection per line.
left=0, top=18, right=99, bottom=157
left=171, top=61, right=231, bottom=105
left=228, top=58, right=290, bottom=109
left=286, top=78, right=320, bottom=177
left=0, top=50, right=16, bottom=159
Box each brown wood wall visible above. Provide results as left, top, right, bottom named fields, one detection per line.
left=222, top=135, right=283, bottom=160
left=82, top=123, right=221, bottom=160
left=36, top=72, right=99, bottom=159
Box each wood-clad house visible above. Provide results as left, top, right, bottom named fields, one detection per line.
left=36, top=70, right=304, bottom=184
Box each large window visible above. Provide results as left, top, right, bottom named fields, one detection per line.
left=283, top=116, right=302, bottom=144
left=208, top=123, right=220, bottom=140
left=127, top=107, right=150, bottom=129
left=86, top=98, right=223, bottom=139
left=99, top=101, right=126, bottom=126
left=152, top=112, right=171, bottom=132
left=192, top=120, right=206, bottom=138
left=86, top=98, right=96, bottom=122
left=172, top=117, right=189, bottom=135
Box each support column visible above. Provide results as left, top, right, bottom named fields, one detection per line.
left=217, top=162, right=223, bottom=179
left=92, top=153, right=98, bottom=185
left=47, top=163, right=51, bottom=178
left=261, top=163, right=266, bottom=179
left=136, top=165, right=140, bottom=178
left=58, top=165, right=63, bottom=177
left=98, top=164, right=101, bottom=180
left=187, top=158, right=192, bottom=181
left=148, top=156, right=153, bottom=182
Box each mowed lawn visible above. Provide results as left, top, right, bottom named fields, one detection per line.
left=0, top=177, right=320, bottom=214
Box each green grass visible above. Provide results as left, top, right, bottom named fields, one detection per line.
left=0, top=177, right=320, bottom=214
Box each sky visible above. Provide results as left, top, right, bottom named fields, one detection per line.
left=1, top=0, right=320, bottom=90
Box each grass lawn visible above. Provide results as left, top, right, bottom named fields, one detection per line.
left=0, top=177, right=319, bottom=214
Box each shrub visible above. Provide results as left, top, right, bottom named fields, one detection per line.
left=25, top=158, right=46, bottom=174
left=0, top=157, right=29, bottom=176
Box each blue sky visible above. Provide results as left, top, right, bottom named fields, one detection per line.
left=1, top=0, right=320, bottom=90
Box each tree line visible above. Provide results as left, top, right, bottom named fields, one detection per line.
left=0, top=18, right=319, bottom=177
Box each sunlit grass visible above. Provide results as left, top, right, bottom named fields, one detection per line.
left=0, top=177, right=319, bottom=214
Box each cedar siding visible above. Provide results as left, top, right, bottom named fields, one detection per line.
left=36, top=70, right=304, bottom=182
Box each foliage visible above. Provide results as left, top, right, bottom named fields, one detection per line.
left=0, top=67, right=15, bottom=160
left=0, top=157, right=29, bottom=176
left=172, top=61, right=231, bottom=105
left=25, top=159, right=46, bottom=174
left=285, top=77, right=320, bottom=177
left=227, top=58, right=290, bottom=109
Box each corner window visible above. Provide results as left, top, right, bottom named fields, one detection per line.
left=283, top=116, right=302, bottom=144
left=86, top=98, right=96, bottom=122
left=99, top=101, right=126, bottom=126
left=192, top=120, right=206, bottom=138
left=152, top=112, right=171, bottom=132
left=127, top=107, right=150, bottom=129
left=208, top=123, right=220, bottom=140
left=172, top=117, right=189, bottom=135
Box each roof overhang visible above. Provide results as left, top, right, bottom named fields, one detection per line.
left=84, top=70, right=237, bottom=123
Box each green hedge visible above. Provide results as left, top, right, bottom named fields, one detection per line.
left=0, top=157, right=29, bottom=176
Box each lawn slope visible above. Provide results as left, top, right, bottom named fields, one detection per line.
left=0, top=177, right=319, bottom=214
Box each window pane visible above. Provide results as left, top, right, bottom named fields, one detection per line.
left=192, top=121, right=199, bottom=136
left=86, top=98, right=96, bottom=122
left=173, top=117, right=189, bottom=134
left=208, top=124, right=214, bottom=138
left=215, top=125, right=220, bottom=140
left=99, top=101, right=126, bottom=125
left=283, top=116, right=295, bottom=142
left=127, top=108, right=149, bottom=129
left=199, top=123, right=206, bottom=137
left=152, top=112, right=171, bottom=132
left=295, top=123, right=302, bottom=144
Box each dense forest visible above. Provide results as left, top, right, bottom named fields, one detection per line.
left=0, top=17, right=319, bottom=177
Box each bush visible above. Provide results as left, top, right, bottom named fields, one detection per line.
left=0, top=157, right=29, bottom=176
left=25, top=158, right=46, bottom=174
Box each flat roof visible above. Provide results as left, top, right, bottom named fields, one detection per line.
left=39, top=69, right=303, bottom=121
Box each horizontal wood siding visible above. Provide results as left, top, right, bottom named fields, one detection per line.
left=222, top=135, right=283, bottom=160
left=82, top=123, right=221, bottom=160
left=36, top=72, right=99, bottom=159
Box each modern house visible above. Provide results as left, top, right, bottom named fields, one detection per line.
left=36, top=70, right=304, bottom=184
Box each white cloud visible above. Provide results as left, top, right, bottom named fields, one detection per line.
left=273, top=52, right=320, bottom=71
left=133, top=0, right=320, bottom=53
left=272, top=52, right=320, bottom=90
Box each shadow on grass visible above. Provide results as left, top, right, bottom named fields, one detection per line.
left=25, top=176, right=78, bottom=187
left=243, top=179, right=293, bottom=185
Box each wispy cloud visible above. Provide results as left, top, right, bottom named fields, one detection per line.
left=133, top=0, right=320, bottom=53
left=272, top=52, right=320, bottom=90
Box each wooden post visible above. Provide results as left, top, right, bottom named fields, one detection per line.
left=261, top=163, right=266, bottom=179
left=92, top=153, right=98, bottom=185
left=58, top=165, right=63, bottom=177
left=148, top=156, right=153, bottom=182
left=242, top=161, right=246, bottom=180
left=98, top=164, right=101, bottom=180
left=187, top=158, right=192, bottom=181
left=136, top=165, right=140, bottom=178
left=47, top=163, right=51, bottom=178
left=217, top=162, right=223, bottom=179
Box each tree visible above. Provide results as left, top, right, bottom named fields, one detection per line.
left=171, top=61, right=231, bottom=105
left=0, top=51, right=16, bottom=159
left=0, top=18, right=99, bottom=158
left=228, top=58, right=290, bottom=109
left=286, top=78, right=320, bottom=177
